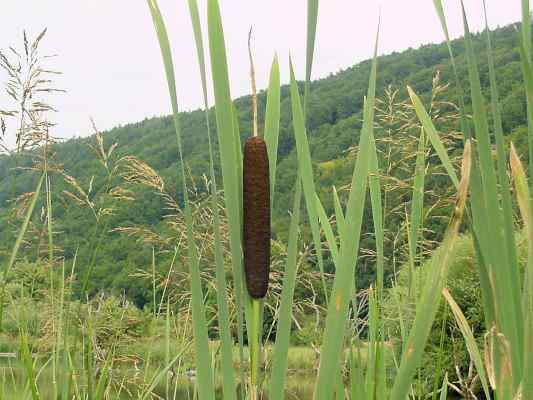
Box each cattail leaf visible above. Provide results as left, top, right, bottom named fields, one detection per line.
left=146, top=2, right=215, bottom=399
left=369, top=128, right=384, bottom=296
left=432, top=0, right=471, bottom=140
left=390, top=141, right=472, bottom=400
left=187, top=0, right=237, bottom=397
left=207, top=0, right=251, bottom=372
left=519, top=0, right=533, bottom=182
left=289, top=59, right=329, bottom=303
left=268, top=177, right=302, bottom=400
left=304, top=0, right=319, bottom=111
left=462, top=4, right=523, bottom=390
left=510, top=142, right=533, bottom=399
left=315, top=25, right=379, bottom=400
left=432, top=0, right=496, bottom=333
left=264, top=55, right=281, bottom=206
left=482, top=0, right=521, bottom=333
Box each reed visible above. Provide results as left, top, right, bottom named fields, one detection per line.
left=4, top=0, right=533, bottom=398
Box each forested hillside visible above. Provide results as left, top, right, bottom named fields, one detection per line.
left=0, top=22, right=528, bottom=306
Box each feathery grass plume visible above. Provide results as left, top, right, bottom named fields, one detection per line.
left=243, top=136, right=271, bottom=299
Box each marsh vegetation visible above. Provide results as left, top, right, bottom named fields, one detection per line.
left=1, top=0, right=533, bottom=399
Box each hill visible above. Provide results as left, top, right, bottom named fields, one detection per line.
left=0, top=22, right=529, bottom=306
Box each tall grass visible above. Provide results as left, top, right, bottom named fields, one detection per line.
left=145, top=1, right=472, bottom=399
left=4, top=0, right=533, bottom=398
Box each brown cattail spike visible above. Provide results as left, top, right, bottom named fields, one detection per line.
left=243, top=136, right=271, bottom=299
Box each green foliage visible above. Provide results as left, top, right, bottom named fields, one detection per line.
left=384, top=233, right=528, bottom=397
left=1, top=23, right=531, bottom=306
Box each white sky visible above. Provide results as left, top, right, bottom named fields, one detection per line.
left=0, top=1, right=526, bottom=146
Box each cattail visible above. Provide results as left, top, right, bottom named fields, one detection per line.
left=243, top=136, right=271, bottom=299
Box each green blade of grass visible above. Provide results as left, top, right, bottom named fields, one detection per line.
left=365, top=288, right=378, bottom=398
left=268, top=176, right=302, bottom=400
left=481, top=15, right=526, bottom=395
left=432, top=0, right=497, bottom=331
left=207, top=1, right=249, bottom=354
left=432, top=0, right=472, bottom=140
left=289, top=58, right=329, bottom=304
left=349, top=342, right=367, bottom=400
left=94, top=347, right=116, bottom=400
left=368, top=132, right=386, bottom=400
left=390, top=141, right=471, bottom=400
left=300, top=0, right=329, bottom=304
left=316, top=193, right=339, bottom=263
left=304, top=0, right=319, bottom=112
left=439, top=374, right=448, bottom=400
left=482, top=0, right=521, bottom=322
left=147, top=2, right=215, bottom=399
left=264, top=55, right=281, bottom=207
left=332, top=185, right=345, bottom=234
left=442, top=288, right=492, bottom=399
left=462, top=4, right=523, bottom=389
left=407, top=87, right=459, bottom=189
left=522, top=0, right=531, bottom=58
left=409, top=129, right=426, bottom=268
left=510, top=143, right=533, bottom=399
left=520, top=0, right=533, bottom=183
left=369, top=129, right=384, bottom=297
left=20, top=331, right=40, bottom=400
left=140, top=347, right=189, bottom=400
left=187, top=1, right=237, bottom=398
left=315, top=26, right=379, bottom=400
left=1, top=173, right=44, bottom=281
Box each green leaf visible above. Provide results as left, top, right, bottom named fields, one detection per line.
left=332, top=185, right=345, bottom=234
left=443, top=288, right=492, bottom=399
left=407, top=86, right=459, bottom=189
left=316, top=193, right=339, bottom=263
left=2, top=173, right=44, bottom=281
left=20, top=332, right=40, bottom=400
left=289, top=58, right=329, bottom=303
left=439, top=374, right=448, bottom=400
left=510, top=143, right=533, bottom=399
left=390, top=141, right=472, bottom=400
left=187, top=0, right=237, bottom=398
left=207, top=0, right=249, bottom=380
left=268, top=177, right=302, bottom=400
left=369, top=129, right=384, bottom=296
left=304, top=0, right=319, bottom=111
left=315, top=26, right=379, bottom=400
left=462, top=4, right=523, bottom=390
left=264, top=55, right=281, bottom=207
left=147, top=2, right=215, bottom=399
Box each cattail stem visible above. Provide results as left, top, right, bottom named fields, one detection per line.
left=249, top=298, right=262, bottom=397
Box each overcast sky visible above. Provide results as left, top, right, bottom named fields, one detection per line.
left=0, top=1, right=526, bottom=147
